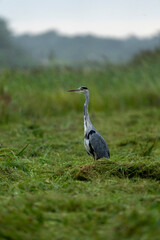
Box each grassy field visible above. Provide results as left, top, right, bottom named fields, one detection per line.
left=0, top=50, right=160, bottom=239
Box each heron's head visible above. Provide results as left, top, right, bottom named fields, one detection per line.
left=68, top=86, right=88, bottom=94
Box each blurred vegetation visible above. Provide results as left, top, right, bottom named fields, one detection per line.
left=0, top=18, right=37, bottom=69
left=0, top=47, right=160, bottom=123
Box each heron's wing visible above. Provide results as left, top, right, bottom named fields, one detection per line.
left=89, top=131, right=110, bottom=159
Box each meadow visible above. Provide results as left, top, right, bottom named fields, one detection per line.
left=0, top=50, right=160, bottom=239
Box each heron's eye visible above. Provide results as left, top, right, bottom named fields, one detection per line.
left=81, top=87, right=88, bottom=90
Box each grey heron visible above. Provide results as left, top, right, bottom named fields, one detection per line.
left=68, top=86, right=110, bottom=160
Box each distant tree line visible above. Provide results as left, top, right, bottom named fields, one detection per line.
left=15, top=30, right=160, bottom=66
left=0, top=17, right=160, bottom=69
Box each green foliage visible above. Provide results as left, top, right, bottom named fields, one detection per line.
left=0, top=51, right=160, bottom=239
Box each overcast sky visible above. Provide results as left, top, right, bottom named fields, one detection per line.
left=0, top=0, right=160, bottom=37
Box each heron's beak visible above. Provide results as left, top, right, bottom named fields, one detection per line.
left=67, top=89, right=80, bottom=92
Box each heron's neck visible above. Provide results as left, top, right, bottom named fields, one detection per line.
left=84, top=91, right=91, bottom=132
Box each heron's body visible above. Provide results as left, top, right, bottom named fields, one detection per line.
left=68, top=86, right=110, bottom=160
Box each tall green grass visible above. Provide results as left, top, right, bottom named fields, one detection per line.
left=0, top=49, right=160, bottom=122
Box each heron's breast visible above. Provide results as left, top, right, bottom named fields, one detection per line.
left=84, top=138, right=90, bottom=153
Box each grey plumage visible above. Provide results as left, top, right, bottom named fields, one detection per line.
left=68, top=86, right=110, bottom=160
left=86, top=130, right=110, bottom=160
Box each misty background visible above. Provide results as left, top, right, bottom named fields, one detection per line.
left=0, top=0, right=160, bottom=69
